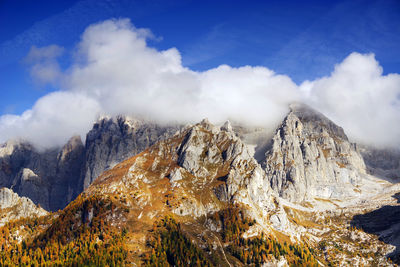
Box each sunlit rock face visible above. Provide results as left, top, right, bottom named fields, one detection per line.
left=88, top=118, right=278, bottom=226
left=174, top=119, right=276, bottom=218
left=263, top=103, right=367, bottom=202
left=0, top=187, right=47, bottom=226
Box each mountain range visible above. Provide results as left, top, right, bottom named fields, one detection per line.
left=0, top=103, right=399, bottom=266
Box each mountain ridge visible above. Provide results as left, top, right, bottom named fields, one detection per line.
left=0, top=103, right=400, bottom=265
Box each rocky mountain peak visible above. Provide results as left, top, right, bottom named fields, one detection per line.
left=1, top=113, right=398, bottom=266
left=289, top=102, right=348, bottom=141
left=220, top=120, right=233, bottom=132
left=89, top=119, right=276, bottom=223
left=58, top=135, right=83, bottom=162
left=264, top=104, right=367, bottom=202
left=86, top=115, right=138, bottom=141
left=176, top=120, right=242, bottom=180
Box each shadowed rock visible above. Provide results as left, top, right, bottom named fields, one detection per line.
left=351, top=196, right=400, bottom=263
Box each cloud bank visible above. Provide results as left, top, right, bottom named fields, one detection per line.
left=300, top=53, right=400, bottom=148
left=1, top=18, right=399, bottom=149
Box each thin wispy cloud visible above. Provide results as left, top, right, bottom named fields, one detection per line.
left=24, top=45, right=64, bottom=86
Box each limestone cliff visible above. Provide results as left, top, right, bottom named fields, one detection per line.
left=263, top=103, right=367, bottom=202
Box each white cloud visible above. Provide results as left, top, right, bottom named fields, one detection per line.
left=1, top=19, right=399, bottom=149
left=0, top=91, right=100, bottom=149
left=301, top=52, right=400, bottom=148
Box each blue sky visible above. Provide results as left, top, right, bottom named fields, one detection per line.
left=0, top=0, right=399, bottom=117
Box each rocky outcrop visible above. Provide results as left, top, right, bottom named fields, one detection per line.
left=176, top=119, right=276, bottom=213
left=89, top=119, right=280, bottom=229
left=263, top=103, right=367, bottom=202
left=0, top=187, right=47, bottom=226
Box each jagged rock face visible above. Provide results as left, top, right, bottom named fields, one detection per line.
left=0, top=187, right=47, bottom=226
left=89, top=119, right=276, bottom=222
left=263, top=104, right=367, bottom=202
left=50, top=136, right=85, bottom=211
left=14, top=168, right=50, bottom=211
left=81, top=116, right=180, bottom=189
left=0, top=137, right=85, bottom=211
left=0, top=141, right=36, bottom=188
left=0, top=141, right=59, bottom=210
left=176, top=120, right=276, bottom=216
